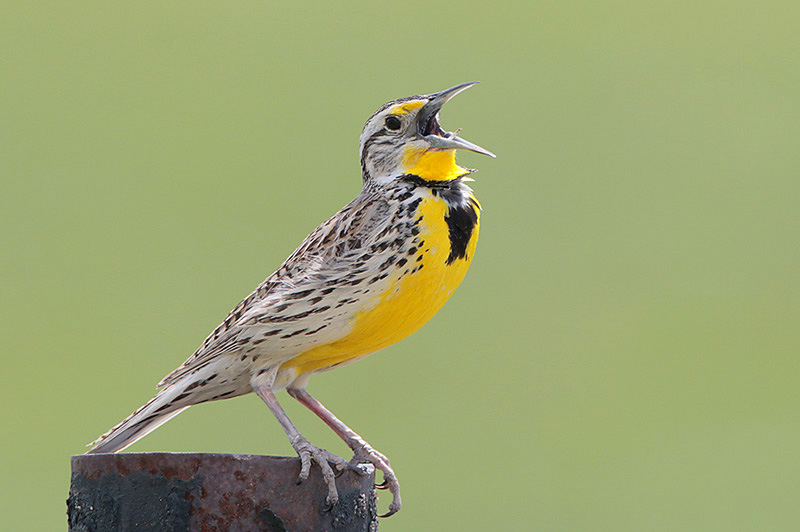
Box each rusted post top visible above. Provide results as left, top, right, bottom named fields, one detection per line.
left=67, top=453, right=377, bottom=532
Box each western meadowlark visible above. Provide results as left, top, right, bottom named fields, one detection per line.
left=86, top=82, right=494, bottom=516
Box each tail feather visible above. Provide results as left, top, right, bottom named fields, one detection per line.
left=87, top=363, right=249, bottom=454
left=86, top=390, right=191, bottom=454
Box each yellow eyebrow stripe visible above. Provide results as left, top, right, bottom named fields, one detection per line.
left=390, top=101, right=424, bottom=115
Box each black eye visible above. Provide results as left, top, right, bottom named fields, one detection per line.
left=385, top=116, right=402, bottom=131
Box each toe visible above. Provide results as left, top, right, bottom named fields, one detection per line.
left=380, top=499, right=402, bottom=518
left=297, top=452, right=312, bottom=481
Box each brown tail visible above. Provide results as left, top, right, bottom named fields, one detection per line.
left=86, top=389, right=190, bottom=454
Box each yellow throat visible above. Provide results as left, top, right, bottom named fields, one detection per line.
left=402, top=147, right=471, bottom=181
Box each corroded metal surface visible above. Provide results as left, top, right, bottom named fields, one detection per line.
left=68, top=453, right=377, bottom=532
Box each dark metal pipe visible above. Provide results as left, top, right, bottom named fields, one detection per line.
left=67, top=453, right=377, bottom=531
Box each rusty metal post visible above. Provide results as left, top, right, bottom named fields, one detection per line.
left=67, top=453, right=377, bottom=532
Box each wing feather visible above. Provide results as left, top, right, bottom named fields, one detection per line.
left=158, top=191, right=391, bottom=387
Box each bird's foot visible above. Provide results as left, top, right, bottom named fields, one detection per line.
left=290, top=436, right=349, bottom=507
left=351, top=443, right=401, bottom=517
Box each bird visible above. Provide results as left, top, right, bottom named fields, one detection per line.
left=86, top=82, right=495, bottom=517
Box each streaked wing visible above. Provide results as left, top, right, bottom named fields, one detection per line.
left=157, top=190, right=391, bottom=387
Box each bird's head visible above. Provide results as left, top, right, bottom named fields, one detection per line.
left=359, top=82, right=495, bottom=184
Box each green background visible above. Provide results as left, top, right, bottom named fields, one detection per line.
left=3, top=2, right=798, bottom=530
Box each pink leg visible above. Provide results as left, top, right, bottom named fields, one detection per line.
left=288, top=387, right=402, bottom=517
left=253, top=384, right=348, bottom=507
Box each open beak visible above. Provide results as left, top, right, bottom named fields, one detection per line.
left=417, top=82, right=496, bottom=158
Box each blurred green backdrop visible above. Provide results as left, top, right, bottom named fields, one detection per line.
left=2, top=1, right=799, bottom=530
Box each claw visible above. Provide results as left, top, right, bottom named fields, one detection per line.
left=333, top=462, right=354, bottom=478
left=349, top=444, right=401, bottom=517
left=379, top=499, right=402, bottom=518
left=290, top=436, right=343, bottom=508
left=351, top=463, right=371, bottom=476
left=281, top=388, right=402, bottom=516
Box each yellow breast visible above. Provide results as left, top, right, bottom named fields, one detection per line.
left=281, top=193, right=479, bottom=375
